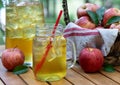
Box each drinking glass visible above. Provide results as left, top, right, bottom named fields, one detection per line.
left=32, top=24, right=76, bottom=81
left=5, top=0, right=45, bottom=66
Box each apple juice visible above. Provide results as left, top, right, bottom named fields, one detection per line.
left=6, top=37, right=33, bottom=64
left=6, top=1, right=44, bottom=66
left=32, top=29, right=67, bottom=81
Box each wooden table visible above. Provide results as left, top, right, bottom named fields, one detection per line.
left=1, top=45, right=120, bottom=85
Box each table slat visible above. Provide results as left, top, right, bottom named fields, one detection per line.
left=19, top=69, right=48, bottom=85
left=0, top=59, right=26, bottom=85
left=115, top=66, right=120, bottom=71
left=1, top=45, right=120, bottom=85
left=65, top=69, right=95, bottom=85
left=50, top=78, right=72, bottom=85
left=100, top=70, right=120, bottom=84
left=73, top=64, right=119, bottom=85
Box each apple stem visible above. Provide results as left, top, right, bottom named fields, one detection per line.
left=86, top=42, right=93, bottom=52
left=12, top=45, right=18, bottom=51
left=86, top=42, right=90, bottom=48
left=88, top=48, right=93, bottom=52
left=14, top=45, right=17, bottom=48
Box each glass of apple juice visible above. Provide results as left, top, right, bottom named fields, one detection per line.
left=32, top=24, right=76, bottom=81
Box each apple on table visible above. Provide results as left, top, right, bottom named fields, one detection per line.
left=1, top=48, right=25, bottom=71
left=79, top=47, right=104, bottom=73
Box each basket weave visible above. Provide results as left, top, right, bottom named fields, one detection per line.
left=62, top=0, right=120, bottom=66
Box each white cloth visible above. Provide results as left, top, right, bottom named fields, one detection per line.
left=63, top=22, right=118, bottom=59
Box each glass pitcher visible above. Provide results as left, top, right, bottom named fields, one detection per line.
left=32, top=24, right=76, bottom=81
left=5, top=0, right=45, bottom=66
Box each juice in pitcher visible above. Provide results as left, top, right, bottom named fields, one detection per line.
left=6, top=0, right=45, bottom=66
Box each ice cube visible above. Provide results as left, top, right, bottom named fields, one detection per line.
left=48, top=48, right=57, bottom=62
left=6, top=28, right=23, bottom=38
left=6, top=22, right=19, bottom=30
left=23, top=27, right=35, bottom=38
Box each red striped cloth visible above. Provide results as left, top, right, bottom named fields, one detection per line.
left=63, top=22, right=118, bottom=60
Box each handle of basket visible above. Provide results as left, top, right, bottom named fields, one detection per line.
left=62, top=0, right=70, bottom=25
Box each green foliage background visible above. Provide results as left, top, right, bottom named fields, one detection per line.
left=1, top=0, right=120, bottom=45
left=0, top=0, right=3, bottom=9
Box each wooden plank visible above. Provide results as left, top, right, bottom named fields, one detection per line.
left=19, top=69, right=48, bottom=85
left=0, top=45, right=70, bottom=85
left=50, top=78, right=72, bottom=85
left=65, top=69, right=95, bottom=85
left=115, top=66, right=120, bottom=71
left=100, top=69, right=120, bottom=84
left=73, top=64, right=119, bottom=85
left=0, top=59, right=26, bottom=85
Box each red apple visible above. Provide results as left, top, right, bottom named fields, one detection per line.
left=75, top=16, right=96, bottom=29
left=110, top=23, right=120, bottom=30
left=103, top=8, right=120, bottom=27
left=77, top=3, right=100, bottom=18
left=110, top=23, right=118, bottom=28
left=1, top=48, right=25, bottom=71
left=114, top=24, right=120, bottom=30
left=79, top=48, right=104, bottom=73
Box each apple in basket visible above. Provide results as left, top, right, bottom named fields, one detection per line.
left=79, top=48, right=104, bottom=73
left=75, top=16, right=96, bottom=29
left=1, top=48, right=25, bottom=71
left=77, top=3, right=100, bottom=18
left=110, top=22, right=120, bottom=30
left=103, top=8, right=120, bottom=27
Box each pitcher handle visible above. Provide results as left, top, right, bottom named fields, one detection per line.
left=66, top=39, right=76, bottom=69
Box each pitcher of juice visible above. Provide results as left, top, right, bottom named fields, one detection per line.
left=5, top=0, right=44, bottom=66
left=32, top=24, right=76, bottom=81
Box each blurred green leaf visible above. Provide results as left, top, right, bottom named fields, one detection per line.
left=106, top=16, right=120, bottom=26
left=87, top=10, right=99, bottom=25
left=96, top=7, right=105, bottom=23
left=13, top=65, right=29, bottom=75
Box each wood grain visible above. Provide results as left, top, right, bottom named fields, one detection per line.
left=100, top=70, right=120, bottom=84
left=19, top=69, right=48, bottom=85
left=50, top=78, right=72, bottom=85
left=1, top=45, right=120, bottom=85
left=65, top=69, right=95, bottom=85
left=73, top=64, right=119, bottom=85
left=0, top=59, right=26, bottom=85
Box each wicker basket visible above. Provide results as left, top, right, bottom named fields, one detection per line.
left=62, top=0, right=120, bottom=66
